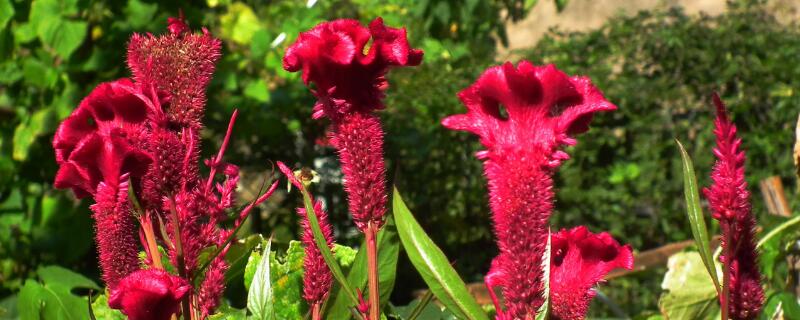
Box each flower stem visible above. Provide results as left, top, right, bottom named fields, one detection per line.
left=312, top=302, right=322, bottom=320
left=141, top=212, right=163, bottom=269
left=721, top=227, right=731, bottom=320
left=366, top=222, right=380, bottom=320
left=168, top=199, right=193, bottom=320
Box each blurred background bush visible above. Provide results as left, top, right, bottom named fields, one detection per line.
left=1, top=0, right=799, bottom=317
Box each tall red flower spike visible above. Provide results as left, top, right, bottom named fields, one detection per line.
left=127, top=15, right=221, bottom=129
left=283, top=17, right=422, bottom=231
left=549, top=226, right=633, bottom=320
left=443, top=61, right=616, bottom=318
left=109, top=269, right=191, bottom=320
left=703, top=93, right=764, bottom=320
left=52, top=79, right=158, bottom=288
left=277, top=162, right=336, bottom=305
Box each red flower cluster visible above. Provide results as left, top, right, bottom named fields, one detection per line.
left=53, top=17, right=276, bottom=318
left=444, top=61, right=627, bottom=319
left=284, top=17, right=422, bottom=231
left=703, top=94, right=764, bottom=319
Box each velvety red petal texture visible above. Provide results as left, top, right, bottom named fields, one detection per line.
left=53, top=79, right=153, bottom=198
left=550, top=226, right=634, bottom=320
left=127, top=16, right=221, bottom=129
left=702, top=94, right=764, bottom=320
left=109, top=269, right=190, bottom=320
left=443, top=61, right=616, bottom=319
left=283, top=17, right=423, bottom=120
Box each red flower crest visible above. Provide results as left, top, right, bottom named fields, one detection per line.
left=284, top=17, right=423, bottom=120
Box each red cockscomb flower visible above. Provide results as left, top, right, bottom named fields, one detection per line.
left=443, top=61, right=616, bottom=319
left=109, top=269, right=191, bottom=320
left=283, top=17, right=422, bottom=232
left=702, top=94, right=764, bottom=320
left=277, top=162, right=336, bottom=306
left=53, top=79, right=159, bottom=288
left=550, top=226, right=633, bottom=320
left=53, top=79, right=153, bottom=198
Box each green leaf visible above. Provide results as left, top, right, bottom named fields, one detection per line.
left=17, top=266, right=100, bottom=320
left=393, top=187, right=488, bottom=320
left=22, top=58, right=57, bottom=88
left=247, top=237, right=275, bottom=320
left=676, top=140, right=720, bottom=293
left=224, top=234, right=265, bottom=284
left=124, top=0, right=158, bottom=29
left=658, top=251, right=721, bottom=320
left=89, top=294, right=125, bottom=320
left=13, top=107, right=56, bottom=161
left=244, top=79, right=270, bottom=103
left=300, top=186, right=361, bottom=307
left=0, top=0, right=14, bottom=30
left=219, top=2, right=261, bottom=45
left=535, top=231, right=551, bottom=320
left=326, top=216, right=401, bottom=319
left=38, top=19, right=87, bottom=59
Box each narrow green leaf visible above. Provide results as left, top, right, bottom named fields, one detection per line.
left=757, top=214, right=800, bottom=249
left=247, top=238, right=275, bottom=320
left=676, top=139, right=721, bottom=292
left=300, top=187, right=360, bottom=306
left=535, top=230, right=551, bottom=320
left=325, top=216, right=400, bottom=319
left=393, top=187, right=488, bottom=320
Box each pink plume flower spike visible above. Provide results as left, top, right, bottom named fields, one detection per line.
left=109, top=269, right=191, bottom=320
left=127, top=14, right=221, bottom=129
left=91, top=175, right=142, bottom=289
left=277, top=161, right=336, bottom=306
left=702, top=93, right=764, bottom=320
left=549, top=226, right=633, bottom=320
left=442, top=61, right=616, bottom=319
left=283, top=17, right=422, bottom=231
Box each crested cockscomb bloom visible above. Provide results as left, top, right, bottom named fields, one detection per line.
left=277, top=162, right=336, bottom=306
left=109, top=269, right=191, bottom=320
left=702, top=94, right=764, bottom=320
left=443, top=61, right=616, bottom=319
left=283, top=17, right=422, bottom=231
left=549, top=226, right=633, bottom=320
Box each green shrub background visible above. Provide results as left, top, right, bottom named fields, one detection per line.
left=1, top=0, right=798, bottom=317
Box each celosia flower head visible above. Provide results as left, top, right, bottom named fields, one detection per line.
left=443, top=61, right=616, bottom=318
left=53, top=79, right=154, bottom=198
left=277, top=162, right=335, bottom=304
left=283, top=17, right=423, bottom=120
left=702, top=93, right=764, bottom=319
left=284, top=18, right=422, bottom=231
left=109, top=269, right=191, bottom=320
left=550, top=226, right=633, bottom=320
left=442, top=61, right=616, bottom=166
left=127, top=15, right=221, bottom=128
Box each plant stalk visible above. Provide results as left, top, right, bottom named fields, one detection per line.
left=169, top=199, right=194, bottom=320
left=312, top=302, right=322, bottom=320
left=141, top=212, right=163, bottom=269
left=721, top=227, right=731, bottom=320
left=366, top=222, right=380, bottom=320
